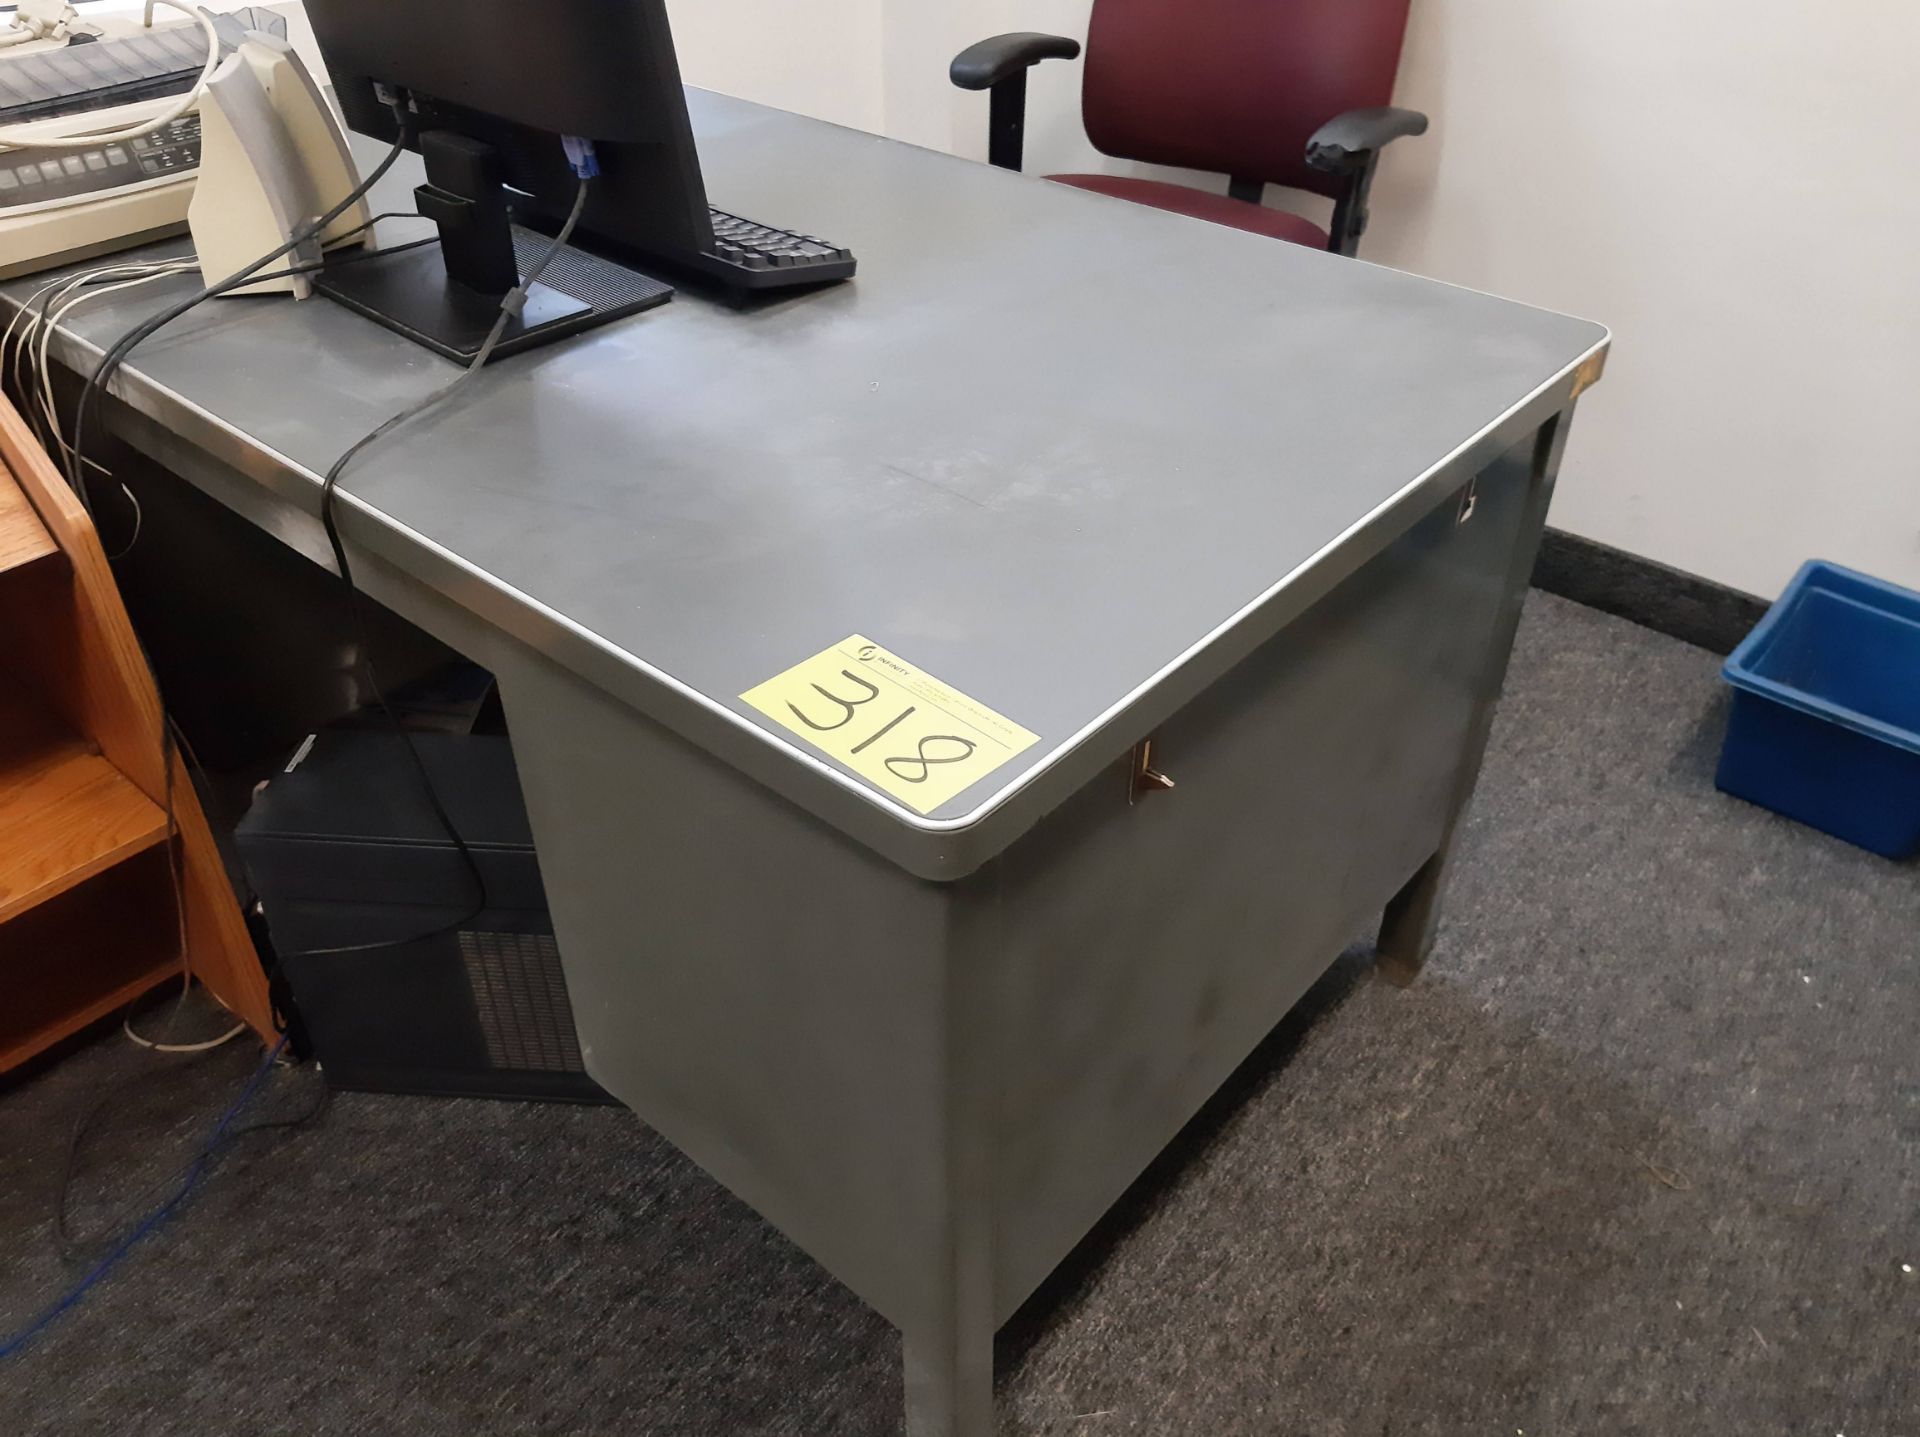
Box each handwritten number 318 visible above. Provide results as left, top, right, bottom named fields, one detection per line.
left=788, top=670, right=978, bottom=783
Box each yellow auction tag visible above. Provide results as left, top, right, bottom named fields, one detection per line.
left=741, top=635, right=1040, bottom=815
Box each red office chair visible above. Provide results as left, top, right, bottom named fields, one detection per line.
left=950, top=1, right=1426, bottom=257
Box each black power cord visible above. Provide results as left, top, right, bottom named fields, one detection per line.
left=64, top=123, right=415, bottom=505
left=2, top=114, right=595, bottom=1370
left=34, top=129, right=433, bottom=1070
left=53, top=1036, right=329, bottom=1264
left=49, top=118, right=493, bottom=958
left=299, top=174, right=594, bottom=957
left=1, top=1035, right=296, bottom=1360
left=63, top=150, right=593, bottom=965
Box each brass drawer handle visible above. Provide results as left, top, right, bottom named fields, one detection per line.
left=1130, top=737, right=1175, bottom=803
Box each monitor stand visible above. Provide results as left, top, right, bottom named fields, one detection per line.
left=313, top=131, right=673, bottom=364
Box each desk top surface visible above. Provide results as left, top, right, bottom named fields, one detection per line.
left=7, top=90, right=1606, bottom=871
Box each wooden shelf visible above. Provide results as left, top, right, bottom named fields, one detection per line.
left=0, top=395, right=272, bottom=1072
left=0, top=847, right=181, bottom=1070
left=0, top=468, right=56, bottom=577
left=0, top=677, right=169, bottom=925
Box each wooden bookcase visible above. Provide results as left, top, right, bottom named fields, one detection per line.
left=0, top=395, right=272, bottom=1070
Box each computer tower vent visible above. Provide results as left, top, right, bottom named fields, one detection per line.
left=459, top=929, right=587, bottom=1074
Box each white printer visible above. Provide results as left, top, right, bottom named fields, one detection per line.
left=0, top=2, right=328, bottom=278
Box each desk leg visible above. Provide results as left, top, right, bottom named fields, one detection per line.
left=1378, top=410, right=1572, bottom=986
left=904, top=873, right=1001, bottom=1437
left=903, top=1319, right=994, bottom=1437
left=1376, top=845, right=1450, bottom=986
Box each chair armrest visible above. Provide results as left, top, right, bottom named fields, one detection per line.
left=950, top=33, right=1081, bottom=172
left=950, top=32, right=1081, bottom=91
left=1305, top=106, right=1429, bottom=174
left=1308, top=108, right=1429, bottom=257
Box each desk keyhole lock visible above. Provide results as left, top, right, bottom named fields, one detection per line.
left=1457, top=477, right=1479, bottom=525
left=1129, top=737, right=1176, bottom=804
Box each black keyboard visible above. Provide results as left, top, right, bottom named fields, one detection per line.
left=698, top=207, right=855, bottom=290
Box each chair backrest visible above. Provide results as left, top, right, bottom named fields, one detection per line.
left=1081, top=0, right=1412, bottom=199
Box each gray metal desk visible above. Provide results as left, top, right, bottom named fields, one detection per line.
left=6, top=90, right=1607, bottom=1435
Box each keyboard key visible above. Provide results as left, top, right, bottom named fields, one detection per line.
left=702, top=207, right=854, bottom=280
left=84, top=153, right=108, bottom=171
left=60, top=155, right=85, bottom=176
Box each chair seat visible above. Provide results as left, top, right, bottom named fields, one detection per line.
left=1047, top=174, right=1329, bottom=249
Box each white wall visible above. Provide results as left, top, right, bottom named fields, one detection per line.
left=1363, top=1, right=1920, bottom=599
left=666, top=0, right=885, bottom=133
left=680, top=2, right=1920, bottom=599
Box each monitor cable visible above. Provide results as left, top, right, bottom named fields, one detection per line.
left=298, top=171, right=596, bottom=958
left=35, top=124, right=413, bottom=1024
left=11, top=211, right=419, bottom=547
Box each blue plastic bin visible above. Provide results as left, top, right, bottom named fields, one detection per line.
left=1716, top=560, right=1920, bottom=859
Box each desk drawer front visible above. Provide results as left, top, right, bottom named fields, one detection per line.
left=980, top=428, right=1547, bottom=1319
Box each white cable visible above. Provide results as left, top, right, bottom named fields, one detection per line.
left=0, top=263, right=111, bottom=385
left=122, top=969, right=249, bottom=1053
left=0, top=0, right=78, bottom=48
left=31, top=261, right=196, bottom=406
left=105, top=477, right=140, bottom=553
left=7, top=267, right=118, bottom=451
left=2, top=271, right=72, bottom=397
left=8, top=262, right=192, bottom=501
left=123, top=1012, right=247, bottom=1053
left=0, top=1, right=222, bottom=151
left=18, top=259, right=198, bottom=394
left=16, top=261, right=193, bottom=472
left=35, top=263, right=194, bottom=447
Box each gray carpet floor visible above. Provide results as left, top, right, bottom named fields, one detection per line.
left=3, top=591, right=1916, bottom=1435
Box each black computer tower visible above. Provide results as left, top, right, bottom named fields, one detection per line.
left=236, top=729, right=611, bottom=1103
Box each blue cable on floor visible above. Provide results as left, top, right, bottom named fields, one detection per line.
left=0, top=1032, right=289, bottom=1361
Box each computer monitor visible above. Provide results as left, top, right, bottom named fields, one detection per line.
left=304, top=0, right=853, bottom=361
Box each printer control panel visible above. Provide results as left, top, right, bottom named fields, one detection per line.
left=0, top=113, right=201, bottom=211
